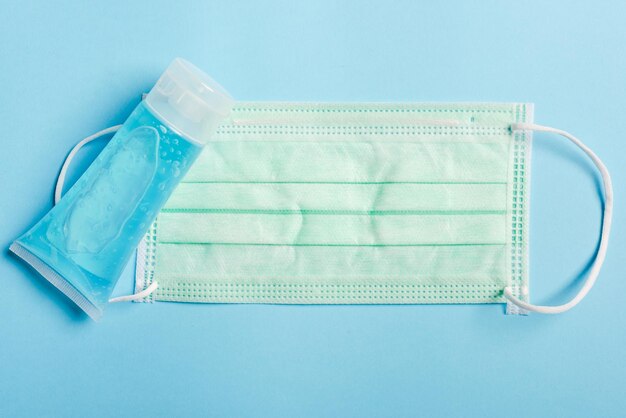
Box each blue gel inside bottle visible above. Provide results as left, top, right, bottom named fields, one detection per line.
left=12, top=103, right=202, bottom=318
left=10, top=58, right=233, bottom=320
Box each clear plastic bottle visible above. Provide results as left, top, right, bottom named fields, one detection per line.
left=10, top=58, right=233, bottom=320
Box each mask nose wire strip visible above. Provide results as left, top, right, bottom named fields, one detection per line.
left=505, top=123, right=613, bottom=314
left=54, top=125, right=159, bottom=303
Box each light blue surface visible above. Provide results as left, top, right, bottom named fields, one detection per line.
left=1, top=1, right=624, bottom=416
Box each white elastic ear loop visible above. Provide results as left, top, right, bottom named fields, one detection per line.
left=54, top=125, right=159, bottom=303
left=54, top=125, right=123, bottom=204
left=505, top=123, right=613, bottom=314
left=109, top=281, right=159, bottom=303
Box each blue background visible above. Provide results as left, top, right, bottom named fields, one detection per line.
left=1, top=1, right=625, bottom=416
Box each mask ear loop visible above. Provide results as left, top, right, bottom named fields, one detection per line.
left=54, top=125, right=159, bottom=303
left=505, top=123, right=613, bottom=314
left=54, top=125, right=122, bottom=204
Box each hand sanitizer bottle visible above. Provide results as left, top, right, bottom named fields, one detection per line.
left=10, top=58, right=233, bottom=320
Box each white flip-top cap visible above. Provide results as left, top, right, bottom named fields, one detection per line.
left=145, top=58, right=234, bottom=145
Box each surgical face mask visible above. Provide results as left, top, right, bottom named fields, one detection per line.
left=121, top=102, right=611, bottom=315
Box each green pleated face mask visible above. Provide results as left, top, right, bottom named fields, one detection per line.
left=133, top=102, right=612, bottom=315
